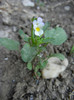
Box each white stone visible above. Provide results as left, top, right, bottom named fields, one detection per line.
left=42, top=57, right=68, bottom=79
left=64, top=6, right=70, bottom=11
left=4, top=58, right=8, bottom=61
left=22, top=0, right=34, bottom=7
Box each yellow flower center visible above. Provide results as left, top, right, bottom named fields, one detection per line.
left=36, top=27, right=40, bottom=32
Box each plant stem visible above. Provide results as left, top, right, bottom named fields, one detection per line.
left=31, top=24, right=35, bottom=44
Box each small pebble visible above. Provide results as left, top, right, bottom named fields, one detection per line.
left=56, top=24, right=60, bottom=27
left=4, top=58, right=8, bottom=61
left=64, top=6, right=70, bottom=11
left=37, top=6, right=40, bottom=10
left=12, top=26, right=17, bottom=32
left=12, top=79, right=16, bottom=83
left=30, top=95, right=34, bottom=100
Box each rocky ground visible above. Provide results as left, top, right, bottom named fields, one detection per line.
left=0, top=0, right=74, bottom=100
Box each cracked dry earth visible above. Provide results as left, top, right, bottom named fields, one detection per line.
left=0, top=0, right=74, bottom=100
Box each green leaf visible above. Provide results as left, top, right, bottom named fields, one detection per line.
left=35, top=65, right=40, bottom=73
left=50, top=53, right=65, bottom=60
left=0, top=38, right=20, bottom=50
left=40, top=60, right=48, bottom=69
left=44, top=27, right=67, bottom=45
left=27, top=62, right=32, bottom=70
left=36, top=37, right=53, bottom=45
left=21, top=43, right=37, bottom=62
left=43, top=22, right=50, bottom=32
left=34, top=66, right=41, bottom=77
left=37, top=72, right=41, bottom=77
left=19, top=29, right=29, bottom=42
left=32, top=17, right=37, bottom=22
left=42, top=38, right=53, bottom=43
left=70, top=45, right=74, bottom=54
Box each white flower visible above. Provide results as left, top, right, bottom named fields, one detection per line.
left=33, top=17, right=44, bottom=36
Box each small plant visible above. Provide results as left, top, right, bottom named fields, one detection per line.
left=0, top=17, right=67, bottom=78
